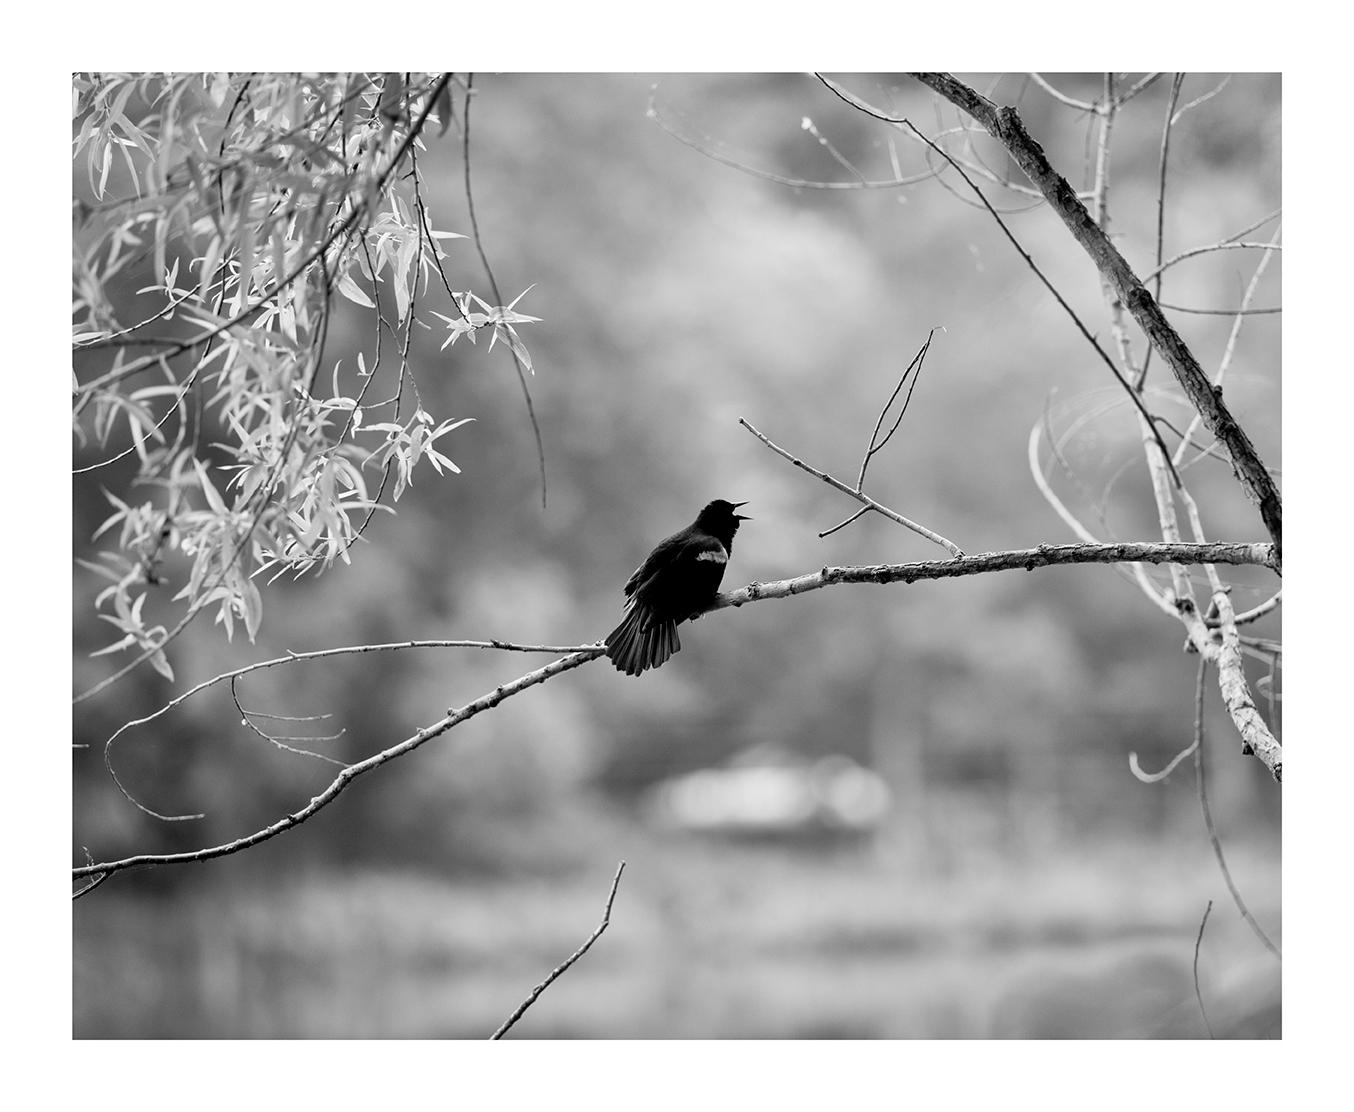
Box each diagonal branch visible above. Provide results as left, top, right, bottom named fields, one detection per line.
left=813, top=74, right=1181, bottom=491
left=910, top=72, right=1281, bottom=563
left=490, top=861, right=626, bottom=1039
left=74, top=647, right=604, bottom=889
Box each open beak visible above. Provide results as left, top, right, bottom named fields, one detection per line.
left=732, top=501, right=751, bottom=521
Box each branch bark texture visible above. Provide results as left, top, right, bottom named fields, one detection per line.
left=708, top=542, right=1274, bottom=614
left=911, top=73, right=1282, bottom=564
left=1213, top=591, right=1282, bottom=781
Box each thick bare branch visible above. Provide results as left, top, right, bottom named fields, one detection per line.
left=1213, top=591, right=1282, bottom=781
left=911, top=72, right=1282, bottom=563
left=708, top=542, right=1274, bottom=617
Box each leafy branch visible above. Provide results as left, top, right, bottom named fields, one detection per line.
left=73, top=74, right=548, bottom=701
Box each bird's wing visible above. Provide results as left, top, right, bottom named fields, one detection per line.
left=625, top=531, right=728, bottom=601
left=621, top=530, right=685, bottom=598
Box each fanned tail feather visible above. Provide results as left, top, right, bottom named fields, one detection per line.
left=605, top=605, right=680, bottom=675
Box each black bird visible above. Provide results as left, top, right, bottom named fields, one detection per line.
left=605, top=499, right=750, bottom=675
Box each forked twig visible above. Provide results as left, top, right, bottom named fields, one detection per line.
left=739, top=417, right=964, bottom=557
left=820, top=330, right=941, bottom=538
left=856, top=329, right=939, bottom=490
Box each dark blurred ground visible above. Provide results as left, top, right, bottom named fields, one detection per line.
left=73, top=73, right=1281, bottom=1038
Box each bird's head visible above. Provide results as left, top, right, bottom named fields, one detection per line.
left=696, top=499, right=751, bottom=544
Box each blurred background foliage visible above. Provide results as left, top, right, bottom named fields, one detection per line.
left=73, top=73, right=1280, bottom=1037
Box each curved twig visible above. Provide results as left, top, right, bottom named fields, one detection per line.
left=1193, top=900, right=1216, bottom=1039
left=1027, top=420, right=1176, bottom=619
left=1029, top=74, right=1096, bottom=113
left=100, top=637, right=601, bottom=819
left=75, top=647, right=605, bottom=887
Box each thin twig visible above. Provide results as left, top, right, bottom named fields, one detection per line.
left=740, top=416, right=964, bottom=557
left=74, top=647, right=605, bottom=888
left=1029, top=74, right=1095, bottom=112
left=814, top=74, right=1182, bottom=490
left=1158, top=302, right=1280, bottom=317
left=490, top=862, right=626, bottom=1040
left=1223, top=207, right=1282, bottom=245
left=230, top=674, right=349, bottom=766
left=1193, top=900, right=1216, bottom=1039
left=1118, top=73, right=1163, bottom=104
left=1210, top=590, right=1280, bottom=627
left=1027, top=419, right=1176, bottom=619
left=462, top=74, right=548, bottom=509
left=101, top=637, right=601, bottom=820
left=819, top=505, right=870, bottom=540
left=1172, top=226, right=1281, bottom=473
left=1174, top=76, right=1232, bottom=123
left=1138, top=72, right=1185, bottom=389
left=820, top=330, right=940, bottom=539
left=647, top=85, right=942, bottom=192
left=856, top=329, right=938, bottom=490
left=1144, top=240, right=1283, bottom=283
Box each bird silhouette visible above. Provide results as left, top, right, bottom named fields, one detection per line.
left=605, top=499, right=750, bottom=675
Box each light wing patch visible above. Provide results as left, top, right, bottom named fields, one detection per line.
left=695, top=546, right=728, bottom=563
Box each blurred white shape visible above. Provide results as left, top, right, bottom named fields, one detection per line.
left=812, top=755, right=892, bottom=827
left=651, top=750, right=892, bottom=835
